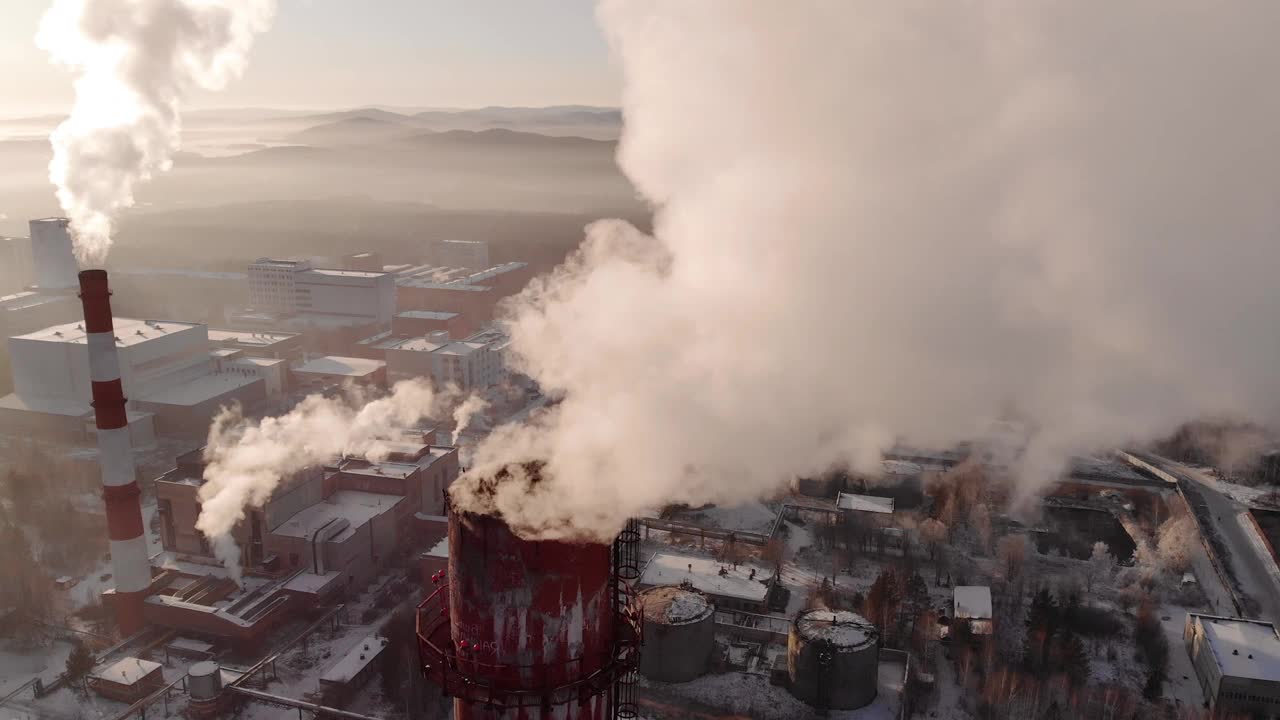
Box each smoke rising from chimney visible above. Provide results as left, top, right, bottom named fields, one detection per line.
left=452, top=2, right=1280, bottom=540
left=451, top=394, right=489, bottom=446
left=36, top=0, right=275, bottom=263
left=197, top=380, right=445, bottom=580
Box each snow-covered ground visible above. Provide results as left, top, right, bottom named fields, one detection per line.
left=672, top=499, right=781, bottom=536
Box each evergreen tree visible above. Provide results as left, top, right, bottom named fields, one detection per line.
left=1059, top=632, right=1090, bottom=688
left=65, top=640, right=95, bottom=687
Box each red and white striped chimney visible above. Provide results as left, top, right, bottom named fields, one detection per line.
left=78, top=270, right=150, bottom=635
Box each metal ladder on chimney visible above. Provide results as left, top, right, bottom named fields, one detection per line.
left=609, top=518, right=642, bottom=719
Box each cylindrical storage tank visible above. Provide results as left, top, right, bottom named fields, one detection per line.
left=187, top=661, right=223, bottom=720
left=787, top=609, right=879, bottom=710
left=448, top=510, right=615, bottom=720
left=638, top=585, right=715, bottom=683
left=188, top=661, right=222, bottom=699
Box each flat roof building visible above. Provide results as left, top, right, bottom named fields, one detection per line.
left=292, top=355, right=386, bottom=389
left=639, top=550, right=774, bottom=613
left=2, top=317, right=266, bottom=439
left=248, top=258, right=395, bottom=326
left=1185, top=613, right=1280, bottom=717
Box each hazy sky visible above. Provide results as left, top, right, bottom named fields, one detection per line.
left=2, top=0, right=619, bottom=115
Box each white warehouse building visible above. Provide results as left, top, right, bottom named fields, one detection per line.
left=248, top=258, right=395, bottom=325
left=0, top=317, right=273, bottom=440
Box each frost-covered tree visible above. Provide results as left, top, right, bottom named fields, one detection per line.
left=1085, top=541, right=1115, bottom=593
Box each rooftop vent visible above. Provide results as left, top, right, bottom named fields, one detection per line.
left=1234, top=649, right=1240, bottom=655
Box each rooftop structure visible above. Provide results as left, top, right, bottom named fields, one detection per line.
left=3, top=315, right=267, bottom=439
left=639, top=551, right=772, bottom=612
left=432, top=238, right=490, bottom=270
left=1185, top=613, right=1280, bottom=716
left=836, top=493, right=895, bottom=514
left=953, top=586, right=994, bottom=635
left=386, top=329, right=507, bottom=391
left=293, top=355, right=386, bottom=388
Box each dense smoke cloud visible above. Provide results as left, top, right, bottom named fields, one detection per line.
left=454, top=1, right=1280, bottom=540
left=36, top=0, right=275, bottom=263
left=197, top=381, right=445, bottom=580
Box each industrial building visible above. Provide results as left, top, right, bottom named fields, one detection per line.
left=639, top=550, right=775, bottom=613
left=1184, top=613, right=1280, bottom=717
left=0, top=234, right=34, bottom=295
left=155, top=436, right=458, bottom=589
left=1, top=316, right=269, bottom=440
left=432, top=239, right=490, bottom=270
left=318, top=634, right=388, bottom=705
left=292, top=355, right=387, bottom=390
left=395, top=261, right=533, bottom=333
left=88, top=657, right=166, bottom=702
left=385, top=330, right=508, bottom=391
left=205, top=328, right=303, bottom=361
left=247, top=258, right=396, bottom=325
left=392, top=310, right=467, bottom=338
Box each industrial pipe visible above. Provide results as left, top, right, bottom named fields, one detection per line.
left=78, top=269, right=150, bottom=634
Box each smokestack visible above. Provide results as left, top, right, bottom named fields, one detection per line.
left=78, top=269, right=150, bottom=634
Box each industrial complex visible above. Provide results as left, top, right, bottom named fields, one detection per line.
left=5, top=221, right=1280, bottom=720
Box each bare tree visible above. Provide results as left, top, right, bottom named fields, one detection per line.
left=970, top=503, right=993, bottom=554
left=997, top=534, right=1028, bottom=583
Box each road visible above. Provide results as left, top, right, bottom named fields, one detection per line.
left=1149, top=455, right=1280, bottom=624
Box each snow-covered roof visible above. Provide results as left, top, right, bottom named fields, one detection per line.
left=639, top=552, right=769, bottom=603
left=321, top=635, right=388, bottom=684
left=424, top=536, right=449, bottom=559
left=283, top=571, right=341, bottom=595
left=15, top=317, right=201, bottom=346
left=795, top=610, right=877, bottom=648
left=92, top=657, right=161, bottom=685
left=954, top=586, right=993, bottom=620
left=1194, top=615, right=1280, bottom=681
left=294, top=355, right=385, bottom=378
left=138, top=373, right=261, bottom=407
left=271, top=490, right=403, bottom=540
left=836, top=493, right=895, bottom=514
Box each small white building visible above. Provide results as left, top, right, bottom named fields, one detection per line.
left=1185, top=613, right=1280, bottom=717
left=28, top=218, right=78, bottom=291
left=293, top=355, right=386, bottom=389
left=0, top=235, right=33, bottom=295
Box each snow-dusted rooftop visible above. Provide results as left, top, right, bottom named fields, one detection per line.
left=640, top=551, right=769, bottom=603
left=795, top=610, right=877, bottom=648
left=954, top=586, right=993, bottom=620
left=15, top=317, right=201, bottom=346
left=424, top=536, right=449, bottom=559
left=138, top=373, right=261, bottom=407
left=836, top=493, right=895, bottom=514
left=271, top=490, right=403, bottom=541
left=321, top=635, right=388, bottom=685
left=92, top=657, right=161, bottom=685
left=207, top=328, right=299, bottom=347
left=1194, top=614, right=1280, bottom=681
left=640, top=585, right=713, bottom=625
left=294, top=355, right=385, bottom=378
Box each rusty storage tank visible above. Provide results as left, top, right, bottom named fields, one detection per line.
left=787, top=609, right=879, bottom=710
left=637, top=585, right=715, bottom=683
left=417, top=499, right=642, bottom=720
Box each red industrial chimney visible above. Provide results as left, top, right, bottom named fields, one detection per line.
left=78, top=270, right=151, bottom=635
left=418, top=486, right=642, bottom=719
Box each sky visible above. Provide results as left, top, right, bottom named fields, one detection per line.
left=1, top=0, right=620, bottom=115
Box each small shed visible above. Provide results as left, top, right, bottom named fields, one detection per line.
left=88, top=657, right=165, bottom=702
left=953, top=586, right=993, bottom=636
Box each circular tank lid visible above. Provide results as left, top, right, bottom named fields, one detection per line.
left=640, top=585, right=714, bottom=625
left=795, top=609, right=878, bottom=648
left=188, top=661, right=219, bottom=678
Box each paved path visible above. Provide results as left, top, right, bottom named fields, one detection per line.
left=1150, top=455, right=1280, bottom=624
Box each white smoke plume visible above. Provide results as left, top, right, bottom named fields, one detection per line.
left=36, top=0, right=275, bottom=263
left=451, top=394, right=490, bottom=446
left=197, top=380, right=444, bottom=580
left=454, top=1, right=1280, bottom=540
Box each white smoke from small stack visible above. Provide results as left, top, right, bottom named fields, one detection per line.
left=36, top=0, right=275, bottom=263
left=454, top=1, right=1280, bottom=540
left=197, top=380, right=444, bottom=581
left=451, top=394, right=489, bottom=446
